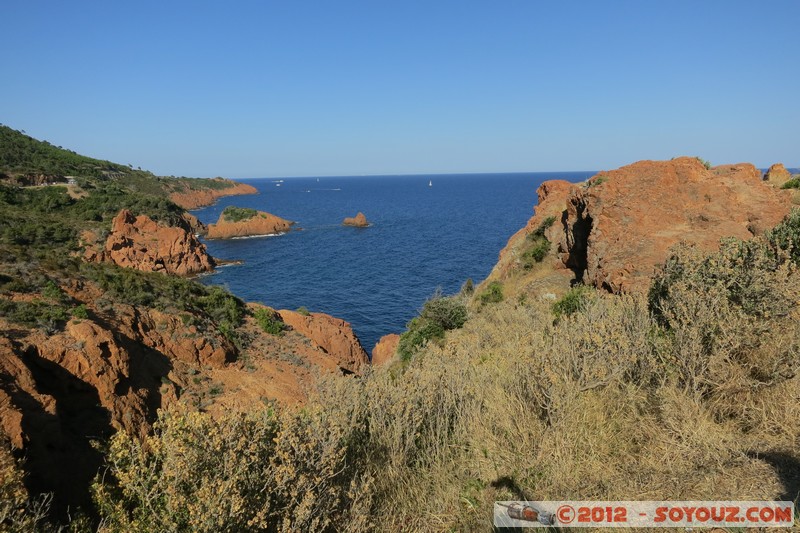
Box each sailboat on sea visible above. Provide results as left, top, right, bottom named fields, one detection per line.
left=428, top=179, right=432, bottom=187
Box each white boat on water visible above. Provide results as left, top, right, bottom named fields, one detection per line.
left=428, top=180, right=432, bottom=187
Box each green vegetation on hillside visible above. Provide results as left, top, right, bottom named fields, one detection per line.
left=781, top=177, right=800, bottom=189
left=521, top=215, right=556, bottom=268
left=0, top=126, right=242, bottom=256
left=221, top=205, right=258, bottom=223
left=0, top=125, right=128, bottom=178
left=477, top=280, right=504, bottom=304
left=0, top=255, right=247, bottom=340
left=397, top=292, right=468, bottom=361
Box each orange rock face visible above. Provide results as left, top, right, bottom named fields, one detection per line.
left=206, top=210, right=294, bottom=239
left=765, top=163, right=792, bottom=187
left=279, top=309, right=369, bottom=374
left=169, top=179, right=258, bottom=209
left=559, top=157, right=792, bottom=293
left=371, top=333, right=400, bottom=366
left=0, top=279, right=373, bottom=512
left=0, top=298, right=234, bottom=513
left=343, top=212, right=369, bottom=227
left=489, top=179, right=575, bottom=280
left=85, top=210, right=215, bottom=275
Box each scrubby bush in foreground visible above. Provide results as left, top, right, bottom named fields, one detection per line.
left=397, top=293, right=468, bottom=361
left=93, top=398, right=373, bottom=532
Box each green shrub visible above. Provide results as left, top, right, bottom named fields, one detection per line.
left=41, top=280, right=64, bottom=301
left=296, top=306, right=311, bottom=316
left=521, top=239, right=550, bottom=268
left=254, top=307, right=285, bottom=335
left=528, top=215, right=556, bottom=240
left=478, top=281, right=503, bottom=305
left=521, top=216, right=557, bottom=268
left=0, top=297, right=69, bottom=330
left=696, top=156, right=712, bottom=170
left=419, top=295, right=468, bottom=331
left=780, top=178, right=800, bottom=189
left=221, top=206, right=258, bottom=223
left=588, top=175, right=607, bottom=187
left=397, top=295, right=468, bottom=361
left=71, top=303, right=89, bottom=319
left=398, top=318, right=444, bottom=361
left=767, top=208, right=800, bottom=265
left=552, top=285, right=593, bottom=319
left=649, top=233, right=797, bottom=323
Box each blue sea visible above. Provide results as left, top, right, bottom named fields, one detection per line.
left=192, top=172, right=594, bottom=351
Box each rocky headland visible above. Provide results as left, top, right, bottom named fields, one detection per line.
left=168, top=178, right=258, bottom=209
left=486, top=157, right=794, bottom=295
left=206, top=206, right=295, bottom=239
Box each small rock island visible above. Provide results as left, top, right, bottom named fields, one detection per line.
left=206, top=206, right=295, bottom=239
left=342, top=212, right=370, bottom=227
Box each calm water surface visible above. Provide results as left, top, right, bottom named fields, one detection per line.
left=193, top=172, right=593, bottom=351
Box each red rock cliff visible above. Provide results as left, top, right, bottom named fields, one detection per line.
left=561, top=157, right=792, bottom=293
left=85, top=210, right=215, bottom=275
left=278, top=309, right=369, bottom=374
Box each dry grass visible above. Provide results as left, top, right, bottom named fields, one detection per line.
left=88, top=281, right=799, bottom=531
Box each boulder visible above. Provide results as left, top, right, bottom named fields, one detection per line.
left=765, top=163, right=792, bottom=187
left=371, top=333, right=400, bottom=366
left=343, top=212, right=370, bottom=227
left=279, top=309, right=369, bottom=374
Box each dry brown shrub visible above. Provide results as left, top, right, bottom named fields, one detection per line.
left=93, top=398, right=373, bottom=533
left=0, top=441, right=51, bottom=532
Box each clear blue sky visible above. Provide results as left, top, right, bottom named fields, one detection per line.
left=2, top=1, right=798, bottom=178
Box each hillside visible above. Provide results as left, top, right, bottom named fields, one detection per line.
left=2, top=150, right=799, bottom=531
left=0, top=125, right=256, bottom=209
left=0, top=128, right=369, bottom=527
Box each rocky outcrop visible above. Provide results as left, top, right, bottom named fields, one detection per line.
left=343, top=212, right=370, bottom=227
left=488, top=179, right=575, bottom=281
left=169, top=178, right=258, bottom=209
left=371, top=334, right=400, bottom=366
left=559, top=157, right=792, bottom=293
left=206, top=209, right=294, bottom=239
left=85, top=210, right=215, bottom=275
left=278, top=310, right=369, bottom=374
left=765, top=163, right=792, bottom=187
left=0, top=274, right=376, bottom=513
left=0, top=301, right=233, bottom=514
